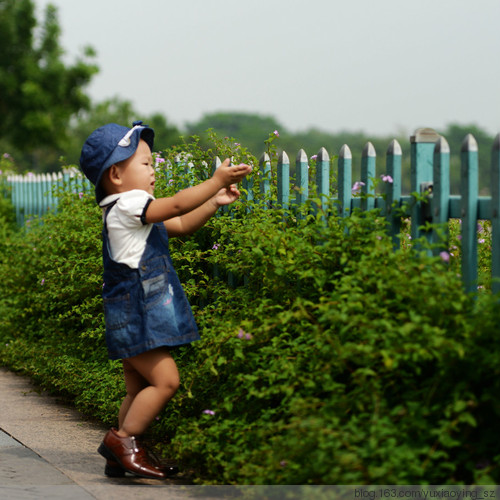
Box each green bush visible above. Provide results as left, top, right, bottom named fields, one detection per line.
left=0, top=136, right=499, bottom=484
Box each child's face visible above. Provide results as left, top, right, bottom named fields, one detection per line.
left=116, top=139, right=155, bottom=195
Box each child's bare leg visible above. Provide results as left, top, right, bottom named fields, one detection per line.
left=118, top=361, right=148, bottom=428
left=116, top=347, right=179, bottom=437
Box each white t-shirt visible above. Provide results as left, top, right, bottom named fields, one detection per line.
left=99, top=189, right=155, bottom=269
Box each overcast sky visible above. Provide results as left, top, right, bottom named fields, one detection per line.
left=34, top=0, right=500, bottom=139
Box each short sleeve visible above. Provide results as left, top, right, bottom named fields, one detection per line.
left=102, top=190, right=155, bottom=268
left=113, top=190, right=155, bottom=229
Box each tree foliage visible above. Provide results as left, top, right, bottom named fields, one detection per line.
left=186, top=112, right=285, bottom=156
left=0, top=0, right=98, bottom=151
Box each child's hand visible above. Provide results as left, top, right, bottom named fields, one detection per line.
left=213, top=159, right=252, bottom=187
left=213, top=185, right=241, bottom=207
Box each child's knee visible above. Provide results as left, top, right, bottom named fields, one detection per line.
left=163, top=373, right=180, bottom=394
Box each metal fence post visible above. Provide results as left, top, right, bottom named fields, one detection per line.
left=386, top=140, right=402, bottom=247
left=410, top=128, right=440, bottom=245
left=460, top=134, right=479, bottom=293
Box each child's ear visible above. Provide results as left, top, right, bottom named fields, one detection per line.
left=108, top=164, right=122, bottom=186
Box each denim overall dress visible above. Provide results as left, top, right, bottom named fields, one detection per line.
left=101, top=203, right=200, bottom=360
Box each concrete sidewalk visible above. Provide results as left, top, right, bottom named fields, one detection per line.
left=0, top=367, right=330, bottom=500
left=0, top=367, right=199, bottom=499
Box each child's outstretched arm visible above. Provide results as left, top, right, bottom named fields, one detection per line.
left=144, top=159, right=251, bottom=225
left=164, top=184, right=241, bottom=237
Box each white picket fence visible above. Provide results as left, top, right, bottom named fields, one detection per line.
left=6, top=168, right=93, bottom=226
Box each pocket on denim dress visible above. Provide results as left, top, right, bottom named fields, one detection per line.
left=104, top=293, right=131, bottom=330
left=142, top=273, right=168, bottom=310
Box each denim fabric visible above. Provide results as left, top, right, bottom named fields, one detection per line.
left=101, top=207, right=200, bottom=360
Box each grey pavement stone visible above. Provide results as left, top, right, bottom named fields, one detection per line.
left=0, top=367, right=192, bottom=499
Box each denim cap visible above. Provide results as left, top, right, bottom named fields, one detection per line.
left=80, top=120, right=155, bottom=203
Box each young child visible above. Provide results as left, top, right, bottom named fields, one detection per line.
left=80, top=121, right=252, bottom=479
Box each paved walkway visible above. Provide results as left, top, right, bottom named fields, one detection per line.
left=0, top=367, right=204, bottom=499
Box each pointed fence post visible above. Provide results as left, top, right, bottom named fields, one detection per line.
left=10, top=175, right=21, bottom=226
left=410, top=128, right=440, bottom=244
left=51, top=172, right=59, bottom=213
left=432, top=137, right=450, bottom=254
left=491, top=134, right=500, bottom=294
left=338, top=145, right=352, bottom=218
left=295, top=149, right=309, bottom=217
left=259, top=152, right=271, bottom=198
left=27, top=174, right=35, bottom=222
left=277, top=151, right=290, bottom=209
left=361, top=142, right=376, bottom=211
left=45, top=174, right=51, bottom=214
left=385, top=140, right=402, bottom=246
left=35, top=174, right=43, bottom=217
left=315, top=147, right=329, bottom=214
left=460, top=134, right=479, bottom=293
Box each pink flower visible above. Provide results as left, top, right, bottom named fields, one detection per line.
left=440, top=251, right=450, bottom=263
left=203, top=409, right=215, bottom=416
left=352, top=181, right=365, bottom=194
left=381, top=174, right=393, bottom=183
left=237, top=328, right=252, bottom=340
left=273, top=130, right=279, bottom=137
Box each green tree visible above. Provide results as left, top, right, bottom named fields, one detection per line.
left=0, top=0, right=98, bottom=157
left=186, top=112, right=285, bottom=156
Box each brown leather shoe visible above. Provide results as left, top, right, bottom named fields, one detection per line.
left=105, top=458, right=179, bottom=477
left=98, top=428, right=166, bottom=480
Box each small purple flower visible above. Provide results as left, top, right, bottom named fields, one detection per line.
left=78, top=192, right=84, bottom=199
left=352, top=181, right=365, bottom=194
left=280, top=460, right=288, bottom=467
left=203, top=409, right=215, bottom=416
left=273, top=130, right=279, bottom=137
left=310, top=154, right=318, bottom=161
left=381, top=174, right=393, bottom=183
left=440, top=251, right=450, bottom=263
left=40, top=278, right=45, bottom=285
left=212, top=243, right=219, bottom=250
left=478, top=238, right=485, bottom=244
left=237, top=329, right=252, bottom=340
left=3, top=153, right=10, bottom=159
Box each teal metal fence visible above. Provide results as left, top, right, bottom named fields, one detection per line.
left=5, top=128, right=500, bottom=293
left=7, top=168, right=93, bottom=226
left=243, top=127, right=500, bottom=294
